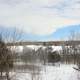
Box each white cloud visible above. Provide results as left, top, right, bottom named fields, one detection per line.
left=0, top=0, right=80, bottom=35
left=31, top=0, right=63, bottom=6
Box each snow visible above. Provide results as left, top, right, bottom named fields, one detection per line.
left=52, top=46, right=62, bottom=51
left=42, top=64, right=78, bottom=80
left=10, top=45, right=62, bottom=53
left=10, top=63, right=80, bottom=80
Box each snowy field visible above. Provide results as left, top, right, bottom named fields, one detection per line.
left=9, top=63, right=80, bottom=80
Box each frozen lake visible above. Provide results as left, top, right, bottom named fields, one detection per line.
left=9, top=63, right=80, bottom=80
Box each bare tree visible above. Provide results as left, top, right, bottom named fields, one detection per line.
left=62, top=31, right=80, bottom=64
left=0, top=27, right=23, bottom=80
left=0, top=34, right=13, bottom=80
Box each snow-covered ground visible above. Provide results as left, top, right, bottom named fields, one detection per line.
left=41, top=64, right=80, bottom=80
left=9, top=63, right=80, bottom=80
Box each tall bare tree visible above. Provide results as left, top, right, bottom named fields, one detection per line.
left=0, top=27, right=23, bottom=80
left=0, top=34, right=13, bottom=80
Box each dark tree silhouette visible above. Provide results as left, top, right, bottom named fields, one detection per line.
left=0, top=35, right=13, bottom=80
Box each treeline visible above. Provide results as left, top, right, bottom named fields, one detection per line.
left=61, top=45, right=80, bottom=64
left=21, top=46, right=61, bottom=64
left=20, top=44, right=80, bottom=65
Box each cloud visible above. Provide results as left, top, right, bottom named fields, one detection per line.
left=0, top=0, right=80, bottom=35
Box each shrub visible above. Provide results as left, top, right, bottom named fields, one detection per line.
left=48, top=51, right=61, bottom=63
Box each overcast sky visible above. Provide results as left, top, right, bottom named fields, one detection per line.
left=0, top=0, right=80, bottom=40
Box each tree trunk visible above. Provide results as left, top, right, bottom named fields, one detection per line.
left=6, top=72, right=10, bottom=80
left=0, top=71, right=2, bottom=77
